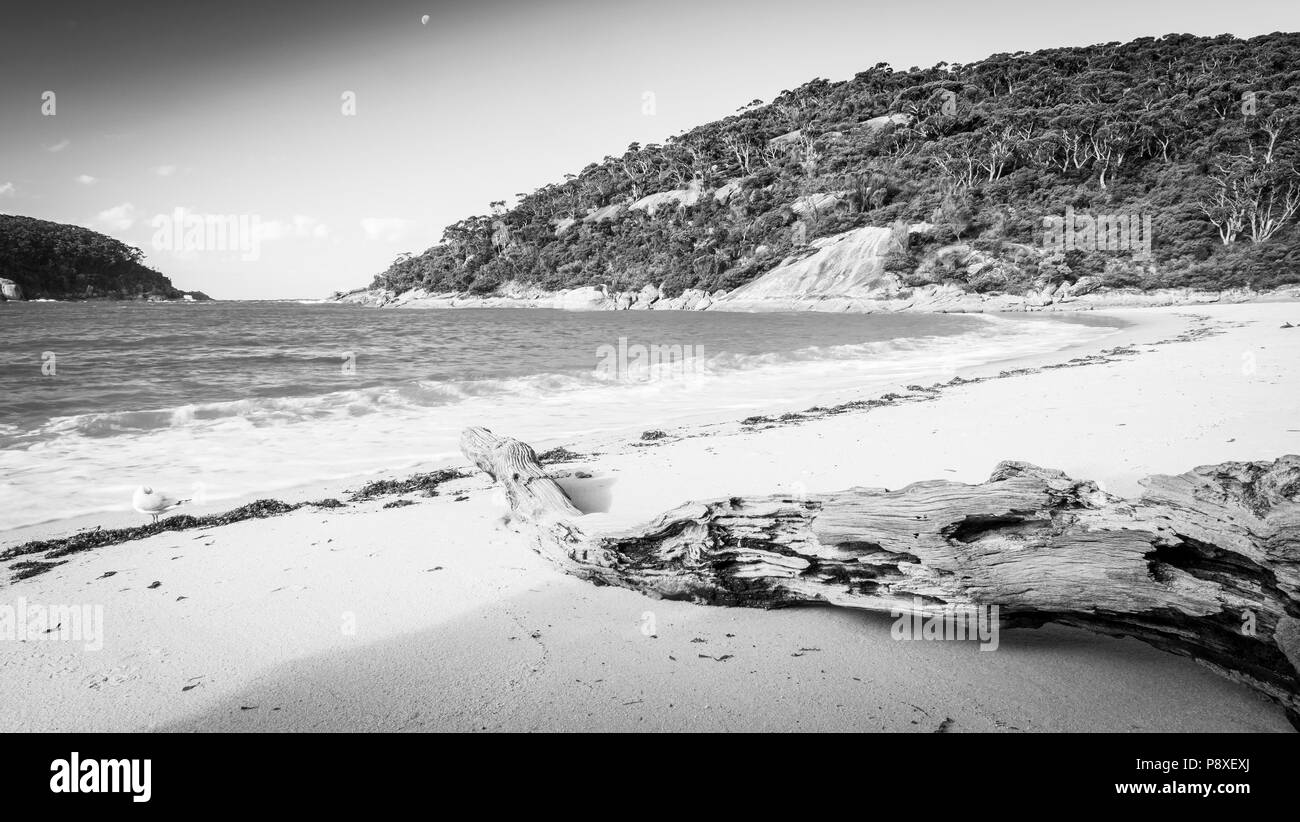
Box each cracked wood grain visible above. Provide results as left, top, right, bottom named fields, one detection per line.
left=460, top=426, right=1300, bottom=722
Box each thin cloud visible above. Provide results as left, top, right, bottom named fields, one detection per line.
left=46, top=139, right=70, bottom=153
left=0, top=182, right=15, bottom=197
left=75, top=174, right=97, bottom=185
left=361, top=217, right=416, bottom=242
left=151, top=165, right=177, bottom=177
left=293, top=215, right=329, bottom=239
left=252, top=215, right=330, bottom=242
left=95, top=202, right=136, bottom=231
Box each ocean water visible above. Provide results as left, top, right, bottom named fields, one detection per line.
left=0, top=301, right=1122, bottom=532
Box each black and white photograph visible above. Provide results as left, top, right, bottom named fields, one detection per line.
left=1, top=0, right=1298, bottom=784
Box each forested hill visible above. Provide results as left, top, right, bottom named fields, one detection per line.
left=0, top=215, right=207, bottom=301
left=366, top=32, right=1300, bottom=301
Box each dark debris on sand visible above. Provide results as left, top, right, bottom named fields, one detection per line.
left=9, top=560, right=67, bottom=581
left=537, top=447, right=584, bottom=464
left=2, top=318, right=1225, bottom=584
left=0, top=471, right=469, bottom=583
left=0, top=498, right=347, bottom=580
left=346, top=468, right=468, bottom=502
left=732, top=320, right=1223, bottom=433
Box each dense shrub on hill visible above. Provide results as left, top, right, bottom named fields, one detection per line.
left=0, top=215, right=203, bottom=300
left=366, top=32, right=1300, bottom=299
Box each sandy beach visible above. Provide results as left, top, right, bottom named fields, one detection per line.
left=2, top=301, right=1297, bottom=732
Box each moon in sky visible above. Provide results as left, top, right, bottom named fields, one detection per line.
left=421, top=15, right=430, bottom=25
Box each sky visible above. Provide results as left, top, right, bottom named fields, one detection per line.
left=2, top=0, right=1298, bottom=299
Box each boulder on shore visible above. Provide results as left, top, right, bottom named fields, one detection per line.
left=629, top=283, right=660, bottom=309
left=0, top=278, right=23, bottom=301
left=555, top=286, right=614, bottom=311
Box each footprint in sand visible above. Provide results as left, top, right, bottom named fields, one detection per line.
left=81, top=647, right=170, bottom=690
left=83, top=665, right=142, bottom=690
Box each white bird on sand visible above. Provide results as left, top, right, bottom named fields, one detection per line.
left=133, top=486, right=190, bottom=523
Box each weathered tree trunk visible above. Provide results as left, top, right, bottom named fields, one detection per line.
left=460, top=426, right=1300, bottom=720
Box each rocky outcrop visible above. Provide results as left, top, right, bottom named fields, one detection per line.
left=628, top=181, right=702, bottom=216
left=333, top=216, right=1300, bottom=314
left=863, top=112, right=913, bottom=131
left=629, top=283, right=660, bottom=310
left=582, top=203, right=625, bottom=224
left=364, top=282, right=618, bottom=311
left=333, top=286, right=396, bottom=306
left=768, top=129, right=802, bottom=147
left=790, top=191, right=852, bottom=218
left=653, top=288, right=714, bottom=311
left=712, top=181, right=742, bottom=204
left=0, top=275, right=208, bottom=303
left=556, top=286, right=614, bottom=311
left=1065, top=275, right=1102, bottom=297
left=711, top=225, right=905, bottom=311
left=336, top=277, right=1300, bottom=314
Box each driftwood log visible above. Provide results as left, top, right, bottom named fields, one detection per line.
left=460, top=426, right=1300, bottom=720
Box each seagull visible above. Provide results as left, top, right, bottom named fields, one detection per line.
left=132, top=486, right=190, bottom=523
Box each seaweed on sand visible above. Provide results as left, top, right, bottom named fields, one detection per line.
left=346, top=468, right=468, bottom=501
left=0, top=497, right=346, bottom=581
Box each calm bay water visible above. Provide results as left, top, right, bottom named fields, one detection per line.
left=0, top=301, right=1121, bottom=532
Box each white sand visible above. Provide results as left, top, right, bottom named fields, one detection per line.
left=2, top=302, right=1297, bottom=732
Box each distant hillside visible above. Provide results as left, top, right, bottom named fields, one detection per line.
left=0, top=215, right=209, bottom=301
left=361, top=32, right=1300, bottom=303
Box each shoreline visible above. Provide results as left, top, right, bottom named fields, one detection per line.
left=0, top=310, right=1138, bottom=547
left=2, top=302, right=1298, bottom=732
left=333, top=282, right=1300, bottom=314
